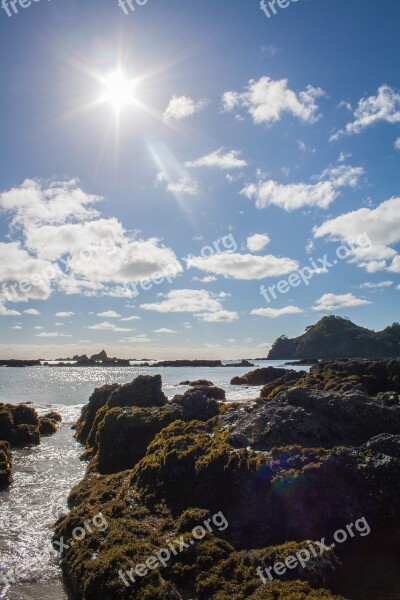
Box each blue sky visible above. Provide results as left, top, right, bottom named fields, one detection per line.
left=0, top=0, right=399, bottom=359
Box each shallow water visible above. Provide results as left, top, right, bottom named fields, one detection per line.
left=0, top=360, right=305, bottom=599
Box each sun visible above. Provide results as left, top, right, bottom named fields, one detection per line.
left=100, top=71, right=136, bottom=112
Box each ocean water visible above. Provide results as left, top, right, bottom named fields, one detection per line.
left=0, top=360, right=304, bottom=599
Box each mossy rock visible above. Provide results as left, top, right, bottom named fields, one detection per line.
left=0, top=440, right=12, bottom=489
left=39, top=417, right=58, bottom=436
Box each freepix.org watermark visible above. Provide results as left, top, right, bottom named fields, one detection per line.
left=118, top=510, right=229, bottom=587
left=256, top=516, right=371, bottom=584
left=117, top=0, right=149, bottom=16
left=1, top=0, right=50, bottom=18
left=260, top=233, right=372, bottom=304
left=260, top=0, right=301, bottom=19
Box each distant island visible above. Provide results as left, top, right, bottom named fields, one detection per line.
left=267, top=315, right=400, bottom=360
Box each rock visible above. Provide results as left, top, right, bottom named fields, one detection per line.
left=186, top=379, right=215, bottom=387
left=260, top=370, right=306, bottom=399
left=285, top=358, right=319, bottom=366
left=363, top=433, right=400, bottom=459
left=172, top=390, right=219, bottom=421
left=0, top=360, right=40, bottom=367
left=0, top=403, right=40, bottom=447
left=95, top=405, right=183, bottom=473
left=228, top=360, right=255, bottom=367
left=39, top=417, right=58, bottom=435
left=108, top=375, right=168, bottom=409
left=220, top=387, right=400, bottom=450
left=150, top=359, right=223, bottom=367
left=90, top=350, right=108, bottom=361
left=376, top=391, right=399, bottom=406
left=231, top=366, right=294, bottom=386
left=184, top=385, right=225, bottom=400
left=0, top=441, right=12, bottom=489
left=43, top=411, right=62, bottom=423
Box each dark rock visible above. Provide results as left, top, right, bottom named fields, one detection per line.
left=260, top=370, right=306, bottom=399
left=172, top=390, right=219, bottom=421
left=0, top=360, right=40, bottom=367
left=90, top=350, right=108, bottom=361
left=0, top=403, right=40, bottom=447
left=376, top=391, right=399, bottom=406
left=43, top=411, right=62, bottom=423
left=108, top=375, right=168, bottom=409
left=228, top=360, right=254, bottom=367
left=285, top=358, right=319, bottom=366
left=39, top=417, right=58, bottom=435
left=183, top=385, right=225, bottom=400
left=363, top=433, right=400, bottom=459
left=231, top=366, right=294, bottom=386
left=0, top=441, right=12, bottom=489
left=150, top=359, right=223, bottom=367
left=220, top=387, right=400, bottom=450
left=183, top=379, right=214, bottom=387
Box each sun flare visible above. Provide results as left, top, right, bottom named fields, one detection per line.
left=100, top=71, right=136, bottom=112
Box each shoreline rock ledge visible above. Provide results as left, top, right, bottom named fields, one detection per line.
left=54, top=361, right=400, bottom=600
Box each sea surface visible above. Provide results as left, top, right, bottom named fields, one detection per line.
left=0, top=360, right=305, bottom=599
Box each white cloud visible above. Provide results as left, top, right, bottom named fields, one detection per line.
left=96, top=310, right=121, bottom=318
left=312, top=293, right=372, bottom=311
left=55, top=312, right=75, bottom=317
left=222, top=76, right=325, bottom=125
left=314, top=197, right=400, bottom=271
left=163, top=95, right=208, bottom=123
left=23, top=309, right=41, bottom=315
left=360, top=281, right=393, bottom=289
left=330, top=85, right=400, bottom=141
left=185, top=149, right=247, bottom=170
left=251, top=306, right=303, bottom=318
left=120, top=315, right=141, bottom=321
left=157, top=171, right=198, bottom=196
left=247, top=233, right=271, bottom=252
left=0, top=178, right=102, bottom=227
left=195, top=310, right=239, bottom=323
left=192, top=275, right=217, bottom=283
left=87, top=322, right=132, bottom=332
left=0, top=242, right=59, bottom=303
left=10, top=325, right=22, bottom=330
left=395, top=138, right=400, bottom=150
left=119, top=334, right=151, bottom=343
left=0, top=180, right=183, bottom=303
left=34, top=326, right=44, bottom=330
left=242, top=163, right=364, bottom=212
left=187, top=252, right=298, bottom=280
left=154, top=328, right=177, bottom=333
left=0, top=304, right=21, bottom=316
left=141, top=289, right=224, bottom=314
left=36, top=332, right=72, bottom=338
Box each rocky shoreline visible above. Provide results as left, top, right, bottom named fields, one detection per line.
left=48, top=359, right=400, bottom=599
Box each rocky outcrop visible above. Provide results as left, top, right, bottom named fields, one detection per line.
left=90, top=350, right=108, bottom=361
left=39, top=417, right=59, bottom=435
left=228, top=360, right=254, bottom=367
left=179, top=379, right=214, bottom=387
left=0, top=403, right=40, bottom=447
left=267, top=315, right=400, bottom=359
left=151, top=360, right=223, bottom=367
left=55, top=363, right=400, bottom=600
left=0, top=441, right=12, bottom=489
left=0, top=360, right=41, bottom=367
left=221, top=387, right=400, bottom=450
left=231, top=366, right=297, bottom=386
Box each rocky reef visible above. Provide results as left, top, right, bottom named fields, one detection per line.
left=55, top=361, right=400, bottom=599
left=0, top=403, right=61, bottom=489
left=267, top=315, right=400, bottom=359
